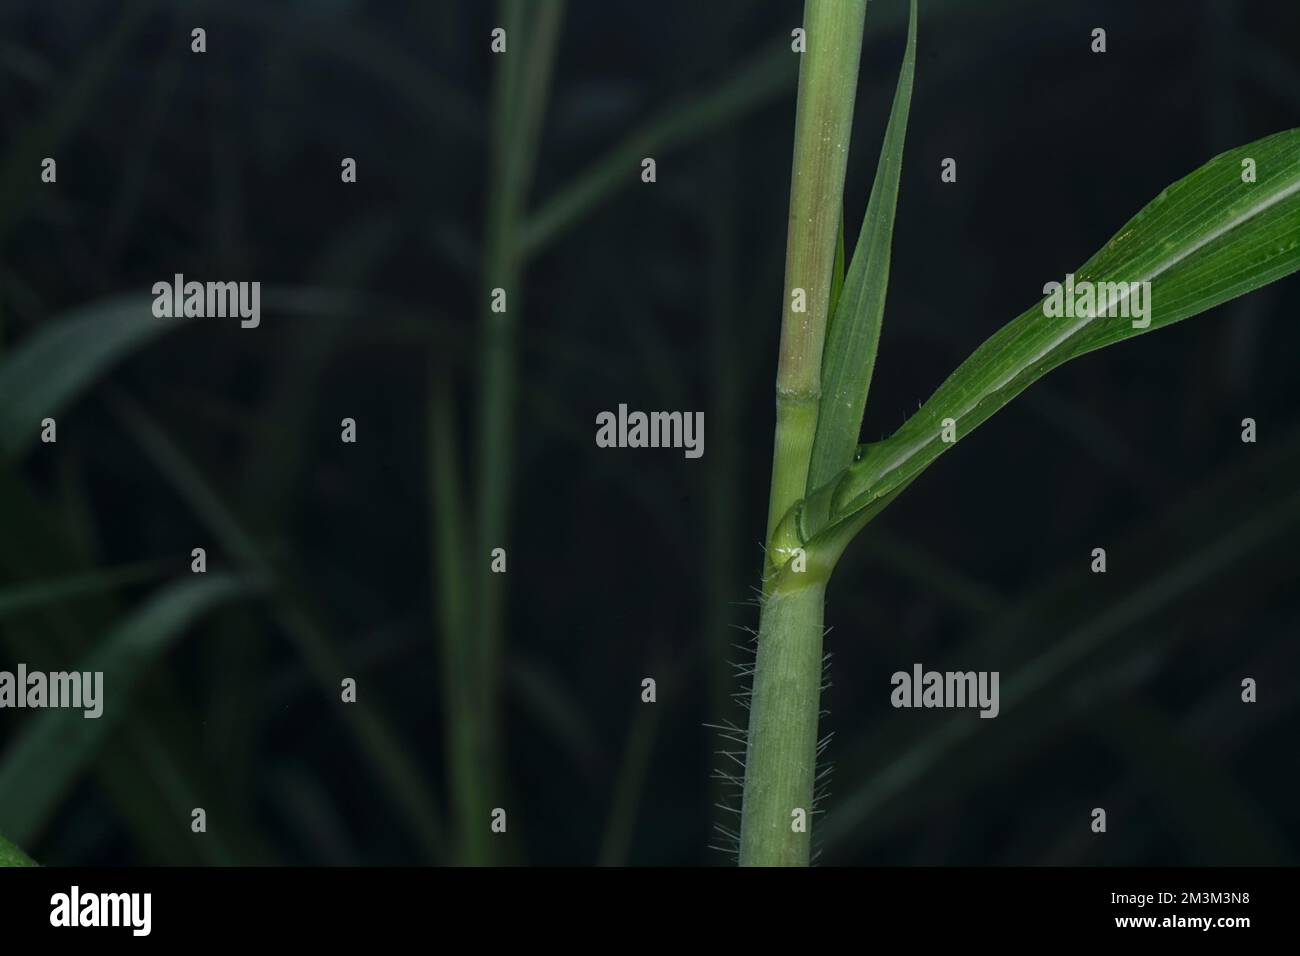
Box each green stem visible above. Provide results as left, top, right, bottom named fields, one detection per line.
left=764, top=0, right=868, bottom=570
left=739, top=580, right=828, bottom=866
left=742, top=0, right=868, bottom=866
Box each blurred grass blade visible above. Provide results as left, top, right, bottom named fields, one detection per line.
left=800, top=127, right=1300, bottom=546
left=0, top=831, right=35, bottom=867
left=0, top=0, right=150, bottom=244
left=520, top=36, right=796, bottom=258
left=508, top=656, right=599, bottom=773
left=0, top=295, right=170, bottom=459
left=821, top=431, right=1300, bottom=854
left=111, top=395, right=446, bottom=860
left=0, top=468, right=265, bottom=864
left=268, top=767, right=358, bottom=866
left=461, top=0, right=567, bottom=867
left=0, top=574, right=250, bottom=844
left=0, top=563, right=161, bottom=619
left=428, top=373, right=467, bottom=645
left=427, top=370, right=479, bottom=860
left=851, top=526, right=1001, bottom=617
left=598, top=698, right=661, bottom=867
left=1092, top=702, right=1288, bottom=864
left=212, top=4, right=480, bottom=137
left=808, top=0, right=917, bottom=491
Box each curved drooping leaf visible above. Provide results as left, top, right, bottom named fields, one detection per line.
left=796, top=127, right=1300, bottom=549
left=0, top=295, right=171, bottom=459
left=0, top=575, right=252, bottom=844
left=808, top=0, right=917, bottom=492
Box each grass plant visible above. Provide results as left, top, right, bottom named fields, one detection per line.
left=739, top=0, right=1300, bottom=865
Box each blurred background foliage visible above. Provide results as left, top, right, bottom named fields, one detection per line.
left=0, top=0, right=1297, bottom=865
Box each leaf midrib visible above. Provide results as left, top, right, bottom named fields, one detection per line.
left=838, top=160, right=1300, bottom=518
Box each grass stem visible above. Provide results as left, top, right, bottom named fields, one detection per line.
left=739, top=580, right=828, bottom=866
left=742, top=0, right=867, bottom=867
left=764, top=0, right=868, bottom=560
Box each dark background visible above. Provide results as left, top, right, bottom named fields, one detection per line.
left=1, top=0, right=1297, bottom=866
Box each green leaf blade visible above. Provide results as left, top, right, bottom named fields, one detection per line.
left=0, top=575, right=252, bottom=845
left=807, top=0, right=918, bottom=492
left=0, top=295, right=173, bottom=460
left=0, top=831, right=36, bottom=867
left=803, top=127, right=1300, bottom=546
left=0, top=564, right=161, bottom=620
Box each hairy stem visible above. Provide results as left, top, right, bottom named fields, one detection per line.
left=739, top=580, right=828, bottom=866
left=764, top=0, right=868, bottom=563
left=740, top=0, right=867, bottom=866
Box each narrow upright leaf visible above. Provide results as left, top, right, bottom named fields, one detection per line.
left=828, top=210, right=847, bottom=322
left=807, top=0, right=917, bottom=492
